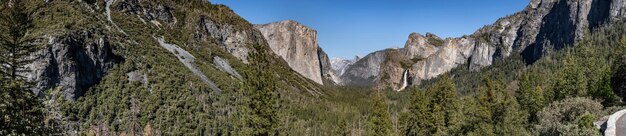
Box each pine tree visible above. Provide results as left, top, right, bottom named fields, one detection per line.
left=0, top=0, right=49, bottom=135
left=516, top=73, right=545, bottom=123
left=234, top=44, right=282, bottom=135
left=613, top=35, right=626, bottom=101
left=400, top=87, right=430, bottom=136
left=426, top=75, right=461, bottom=135
left=589, top=67, right=619, bottom=106
left=0, top=0, right=36, bottom=81
left=480, top=78, right=529, bottom=135
left=462, top=78, right=529, bottom=135
left=368, top=91, right=393, bottom=136
left=553, top=50, right=587, bottom=100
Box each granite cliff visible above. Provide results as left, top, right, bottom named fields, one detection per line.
left=352, top=0, right=626, bottom=91
left=255, top=20, right=338, bottom=85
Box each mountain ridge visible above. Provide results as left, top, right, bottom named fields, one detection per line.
left=4, top=0, right=626, bottom=135
left=254, top=20, right=344, bottom=85
left=326, top=0, right=626, bottom=91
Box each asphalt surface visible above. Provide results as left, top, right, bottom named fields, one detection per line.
left=617, top=113, right=626, bottom=136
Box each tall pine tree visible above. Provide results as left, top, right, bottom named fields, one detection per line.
left=466, top=78, right=529, bottom=135
left=0, top=0, right=36, bottom=82
left=0, top=0, right=48, bottom=135
left=234, top=44, right=282, bottom=135
left=552, top=50, right=587, bottom=100
left=368, top=91, right=393, bottom=136
left=516, top=73, right=545, bottom=123
left=400, top=87, right=430, bottom=136
left=426, top=74, right=461, bottom=135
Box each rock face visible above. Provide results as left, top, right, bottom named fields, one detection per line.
left=354, top=0, right=626, bottom=90
left=330, top=56, right=359, bottom=76
left=195, top=16, right=266, bottom=64
left=611, top=0, right=626, bottom=20
left=157, top=37, right=222, bottom=92
left=118, top=0, right=267, bottom=64
left=341, top=50, right=388, bottom=86
left=27, top=32, right=122, bottom=100
left=213, top=56, right=243, bottom=80
left=255, top=20, right=329, bottom=85
left=408, top=36, right=476, bottom=85
left=404, top=33, right=441, bottom=59
left=318, top=48, right=341, bottom=84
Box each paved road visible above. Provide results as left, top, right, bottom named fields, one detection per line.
left=617, top=114, right=626, bottom=136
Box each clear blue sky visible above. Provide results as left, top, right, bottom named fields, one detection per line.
left=210, top=0, right=529, bottom=59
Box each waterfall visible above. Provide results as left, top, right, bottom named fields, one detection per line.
left=396, top=69, right=409, bottom=92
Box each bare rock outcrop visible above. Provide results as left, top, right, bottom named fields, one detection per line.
left=255, top=20, right=326, bottom=85
left=341, top=50, right=387, bottom=86
left=367, top=0, right=626, bottom=90
left=213, top=56, right=243, bottom=80
left=156, top=37, right=222, bottom=92
left=27, top=32, right=122, bottom=100
left=330, top=56, right=359, bottom=77
left=404, top=33, right=441, bottom=59
left=116, top=0, right=267, bottom=64
left=195, top=16, right=266, bottom=63
left=318, top=47, right=341, bottom=84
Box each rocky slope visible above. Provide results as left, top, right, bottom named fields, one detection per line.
left=340, top=50, right=388, bottom=86
left=23, top=0, right=323, bottom=99
left=330, top=56, right=359, bottom=76
left=15, top=0, right=332, bottom=134
left=340, top=0, right=626, bottom=91
left=27, top=31, right=123, bottom=100
left=318, top=48, right=341, bottom=84
left=255, top=20, right=338, bottom=85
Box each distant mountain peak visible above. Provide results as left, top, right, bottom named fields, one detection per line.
left=330, top=57, right=358, bottom=77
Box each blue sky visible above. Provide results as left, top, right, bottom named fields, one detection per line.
left=211, top=0, right=529, bottom=59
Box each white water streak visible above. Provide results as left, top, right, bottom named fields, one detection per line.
left=396, top=69, right=409, bottom=92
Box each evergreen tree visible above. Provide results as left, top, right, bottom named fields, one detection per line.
left=516, top=73, right=545, bottom=123
left=400, top=87, right=430, bottom=136
left=368, top=91, right=393, bottom=136
left=0, top=0, right=49, bottom=135
left=0, top=0, right=36, bottom=81
left=613, top=35, right=626, bottom=101
left=468, top=78, right=528, bottom=135
left=552, top=50, right=587, bottom=100
left=589, top=67, right=619, bottom=106
left=234, top=44, right=282, bottom=135
left=334, top=119, right=350, bottom=136
left=426, top=74, right=461, bottom=135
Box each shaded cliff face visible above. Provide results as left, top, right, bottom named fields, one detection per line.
left=341, top=50, right=387, bottom=86
left=23, top=1, right=128, bottom=100
left=317, top=47, right=341, bottom=84
left=369, top=0, right=626, bottom=90
left=27, top=32, right=122, bottom=100
left=254, top=20, right=327, bottom=85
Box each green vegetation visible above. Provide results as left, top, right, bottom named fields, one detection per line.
left=399, top=87, right=429, bottom=135
left=402, top=19, right=626, bottom=135
left=368, top=91, right=393, bottom=136
left=232, top=44, right=282, bottom=135
left=0, top=0, right=55, bottom=135
left=535, top=97, right=603, bottom=136
left=4, top=0, right=626, bottom=135
left=428, top=36, right=445, bottom=47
